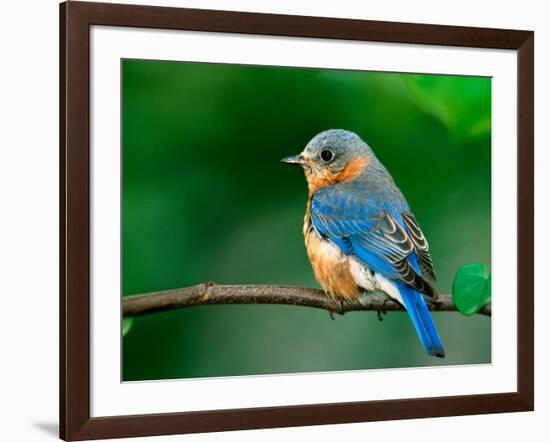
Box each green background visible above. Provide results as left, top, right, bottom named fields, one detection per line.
left=122, top=60, right=491, bottom=381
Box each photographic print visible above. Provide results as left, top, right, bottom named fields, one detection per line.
left=121, top=60, right=492, bottom=381
left=60, top=4, right=533, bottom=439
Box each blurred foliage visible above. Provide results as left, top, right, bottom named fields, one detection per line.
left=452, top=263, right=492, bottom=316
left=122, top=60, right=492, bottom=381
left=403, top=75, right=491, bottom=143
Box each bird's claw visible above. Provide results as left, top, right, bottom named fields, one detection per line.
left=376, top=298, right=391, bottom=322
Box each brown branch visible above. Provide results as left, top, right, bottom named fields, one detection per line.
left=123, top=283, right=491, bottom=318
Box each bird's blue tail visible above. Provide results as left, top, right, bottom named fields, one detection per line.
left=398, top=284, right=445, bottom=358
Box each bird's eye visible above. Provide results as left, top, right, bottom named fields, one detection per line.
left=320, top=149, right=334, bottom=162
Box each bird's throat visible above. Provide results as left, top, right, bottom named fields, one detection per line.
left=305, top=156, right=369, bottom=195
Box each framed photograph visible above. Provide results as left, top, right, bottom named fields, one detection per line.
left=60, top=1, right=534, bottom=440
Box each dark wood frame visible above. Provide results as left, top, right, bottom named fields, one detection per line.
left=60, top=1, right=534, bottom=440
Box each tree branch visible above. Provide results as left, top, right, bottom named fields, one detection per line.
left=123, top=283, right=491, bottom=318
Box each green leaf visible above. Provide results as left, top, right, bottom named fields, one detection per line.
left=452, top=263, right=491, bottom=316
left=122, top=317, right=134, bottom=337
left=402, top=75, right=491, bottom=143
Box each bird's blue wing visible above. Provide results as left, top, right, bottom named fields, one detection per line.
left=311, top=186, right=443, bottom=356
left=311, top=187, right=434, bottom=296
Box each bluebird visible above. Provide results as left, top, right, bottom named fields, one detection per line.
left=282, top=129, right=444, bottom=357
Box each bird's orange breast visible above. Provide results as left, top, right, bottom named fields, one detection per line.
left=304, top=201, right=360, bottom=301
left=305, top=156, right=369, bottom=194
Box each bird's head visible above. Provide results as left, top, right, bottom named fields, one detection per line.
left=282, top=129, right=374, bottom=194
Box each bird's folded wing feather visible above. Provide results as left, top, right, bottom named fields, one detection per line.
left=402, top=212, right=437, bottom=281
left=311, top=187, right=436, bottom=295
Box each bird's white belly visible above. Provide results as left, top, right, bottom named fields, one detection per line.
left=348, top=256, right=404, bottom=305
left=348, top=257, right=376, bottom=291
left=306, top=230, right=403, bottom=304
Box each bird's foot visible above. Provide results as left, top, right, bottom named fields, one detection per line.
left=376, top=299, right=391, bottom=322
left=327, top=296, right=347, bottom=320
left=356, top=291, right=390, bottom=321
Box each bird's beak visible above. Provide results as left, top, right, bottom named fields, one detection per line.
left=281, top=154, right=306, bottom=165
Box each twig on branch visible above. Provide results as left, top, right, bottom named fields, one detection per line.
left=123, top=283, right=491, bottom=318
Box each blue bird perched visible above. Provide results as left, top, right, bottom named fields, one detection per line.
left=282, top=129, right=444, bottom=357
